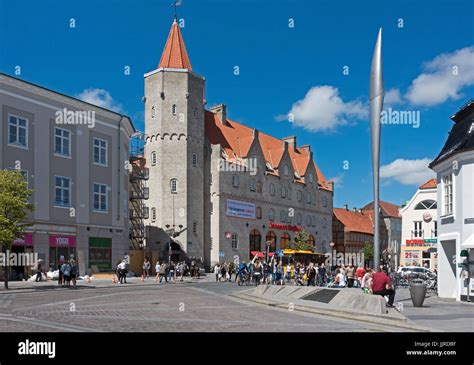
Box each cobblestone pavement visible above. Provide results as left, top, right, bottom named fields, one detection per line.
left=0, top=279, right=398, bottom=332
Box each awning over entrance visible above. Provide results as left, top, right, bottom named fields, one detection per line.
left=250, top=251, right=274, bottom=258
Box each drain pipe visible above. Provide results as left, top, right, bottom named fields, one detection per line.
left=117, top=115, right=124, bottom=222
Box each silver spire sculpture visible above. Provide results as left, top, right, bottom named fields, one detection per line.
left=369, top=28, right=384, bottom=271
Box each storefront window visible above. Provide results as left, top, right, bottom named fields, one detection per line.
left=89, top=237, right=112, bottom=271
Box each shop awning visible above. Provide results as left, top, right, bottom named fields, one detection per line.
left=250, top=251, right=274, bottom=258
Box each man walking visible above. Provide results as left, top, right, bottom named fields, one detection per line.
left=346, top=264, right=355, bottom=288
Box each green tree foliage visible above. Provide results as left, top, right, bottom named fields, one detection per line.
left=0, top=170, right=34, bottom=288
left=290, top=230, right=313, bottom=251
left=362, top=243, right=374, bottom=266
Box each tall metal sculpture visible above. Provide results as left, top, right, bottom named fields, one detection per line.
left=370, top=28, right=384, bottom=271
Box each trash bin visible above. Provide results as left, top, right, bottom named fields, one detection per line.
left=409, top=282, right=427, bottom=307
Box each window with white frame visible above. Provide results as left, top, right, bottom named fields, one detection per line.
left=413, top=221, right=423, bottom=238
left=54, top=176, right=71, bottom=207
left=232, top=174, right=239, bottom=188
left=171, top=178, right=178, bottom=194
left=151, top=151, right=157, bottom=166
left=172, top=104, right=177, bottom=115
left=54, top=127, right=71, bottom=157
left=192, top=153, right=198, bottom=167
left=442, top=174, right=453, bottom=215
left=231, top=233, right=238, bottom=249
left=8, top=115, right=28, bottom=148
left=93, top=183, right=108, bottom=212
left=93, top=138, right=107, bottom=165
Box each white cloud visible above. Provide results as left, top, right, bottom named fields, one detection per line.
left=328, top=173, right=344, bottom=188
left=405, top=46, right=474, bottom=106
left=384, top=88, right=403, bottom=106
left=76, top=88, right=122, bottom=112
left=278, top=85, right=368, bottom=132
left=380, top=158, right=435, bottom=186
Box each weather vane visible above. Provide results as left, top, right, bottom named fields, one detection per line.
left=172, top=0, right=182, bottom=19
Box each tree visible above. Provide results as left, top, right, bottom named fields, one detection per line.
left=362, top=242, right=374, bottom=267
left=291, top=230, right=313, bottom=251
left=0, top=170, right=34, bottom=289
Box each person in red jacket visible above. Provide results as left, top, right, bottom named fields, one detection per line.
left=356, top=265, right=366, bottom=287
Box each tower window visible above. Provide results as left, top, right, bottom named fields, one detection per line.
left=151, top=207, right=156, bottom=222
left=172, top=104, right=177, bottom=115
left=192, top=153, right=198, bottom=167
left=170, top=178, right=178, bottom=194
left=193, top=221, right=198, bottom=234
left=151, top=106, right=155, bottom=118
left=283, top=165, right=289, bottom=176
left=249, top=179, right=256, bottom=191
left=232, top=174, right=239, bottom=188
left=151, top=151, right=157, bottom=166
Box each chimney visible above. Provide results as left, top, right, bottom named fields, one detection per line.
left=283, top=136, right=297, bottom=150
left=344, top=204, right=349, bottom=211
left=253, top=129, right=259, bottom=139
left=353, top=207, right=357, bottom=212
left=210, top=104, right=227, bottom=125
left=300, top=144, right=311, bottom=153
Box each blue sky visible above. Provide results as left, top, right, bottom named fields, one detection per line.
left=1, top=0, right=473, bottom=208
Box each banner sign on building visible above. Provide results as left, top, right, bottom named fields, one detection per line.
left=13, top=233, right=33, bottom=246
left=49, top=235, right=76, bottom=248
left=226, top=199, right=256, bottom=219
left=269, top=222, right=302, bottom=232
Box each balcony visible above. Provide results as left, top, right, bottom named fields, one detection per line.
left=130, top=168, right=149, bottom=181
left=129, top=206, right=149, bottom=220
left=130, top=187, right=149, bottom=200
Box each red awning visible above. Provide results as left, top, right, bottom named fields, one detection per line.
left=250, top=251, right=274, bottom=258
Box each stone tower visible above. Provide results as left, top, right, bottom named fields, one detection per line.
left=144, top=18, right=205, bottom=261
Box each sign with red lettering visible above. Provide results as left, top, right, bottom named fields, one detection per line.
left=269, top=223, right=302, bottom=232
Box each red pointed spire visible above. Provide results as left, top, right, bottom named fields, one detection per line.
left=158, top=18, right=192, bottom=70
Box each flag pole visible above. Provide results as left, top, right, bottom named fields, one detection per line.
left=369, top=28, right=384, bottom=271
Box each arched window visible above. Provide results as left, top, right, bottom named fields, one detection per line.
left=170, top=178, right=178, bottom=194
left=308, top=235, right=315, bottom=247
left=308, top=173, right=314, bottom=183
left=296, top=213, right=302, bottom=225
left=297, top=190, right=302, bottom=202
left=256, top=181, right=262, bottom=193
left=306, top=215, right=311, bottom=226
left=151, top=207, right=156, bottom=222
left=283, top=165, right=289, bottom=176
left=415, top=200, right=437, bottom=210
left=249, top=179, right=256, bottom=191
left=280, top=232, right=290, bottom=249
left=269, top=183, right=275, bottom=196
left=249, top=229, right=262, bottom=257
left=172, top=104, right=177, bottom=115
left=151, top=151, right=157, bottom=166
left=322, top=217, right=327, bottom=228
left=256, top=206, right=262, bottom=219
left=192, top=153, right=198, bottom=167
left=151, top=106, right=155, bottom=118
left=265, top=231, right=276, bottom=252
left=232, top=174, right=239, bottom=188
left=268, top=208, right=275, bottom=221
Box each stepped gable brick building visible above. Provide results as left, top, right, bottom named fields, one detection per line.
left=144, top=19, right=333, bottom=268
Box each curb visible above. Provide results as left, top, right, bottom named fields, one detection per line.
left=231, top=292, right=435, bottom=332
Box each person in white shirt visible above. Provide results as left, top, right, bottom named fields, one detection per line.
left=285, top=264, right=292, bottom=283
left=331, top=269, right=346, bottom=288
left=155, top=262, right=161, bottom=282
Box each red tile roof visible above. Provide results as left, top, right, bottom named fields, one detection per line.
left=333, top=208, right=374, bottom=235
left=419, top=178, right=437, bottom=190
left=158, top=19, right=192, bottom=70
left=361, top=200, right=401, bottom=218
left=204, top=110, right=332, bottom=191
